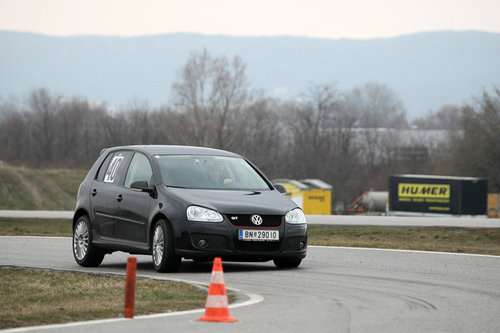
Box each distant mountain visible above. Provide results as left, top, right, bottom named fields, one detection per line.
left=1, top=31, right=499, bottom=118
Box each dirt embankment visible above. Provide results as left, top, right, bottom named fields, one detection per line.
left=0, top=162, right=87, bottom=210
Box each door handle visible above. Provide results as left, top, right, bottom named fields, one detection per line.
left=116, top=194, right=123, bottom=202
left=91, top=189, right=97, bottom=196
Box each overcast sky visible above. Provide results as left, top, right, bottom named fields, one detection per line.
left=0, top=0, right=499, bottom=39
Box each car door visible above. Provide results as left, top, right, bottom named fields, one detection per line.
left=90, top=151, right=131, bottom=239
left=113, top=152, right=154, bottom=244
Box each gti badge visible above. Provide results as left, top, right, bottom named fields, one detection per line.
left=251, top=214, right=263, bottom=226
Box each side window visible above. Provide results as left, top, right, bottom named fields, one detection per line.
left=96, top=151, right=127, bottom=183
left=96, top=152, right=114, bottom=181
left=124, top=153, right=153, bottom=188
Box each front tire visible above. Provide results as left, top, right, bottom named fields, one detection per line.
left=152, top=220, right=181, bottom=272
left=273, top=258, right=302, bottom=269
left=73, top=215, right=105, bottom=267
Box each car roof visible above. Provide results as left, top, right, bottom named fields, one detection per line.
left=102, top=145, right=241, bottom=157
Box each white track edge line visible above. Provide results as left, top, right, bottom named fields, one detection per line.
left=309, top=245, right=500, bottom=258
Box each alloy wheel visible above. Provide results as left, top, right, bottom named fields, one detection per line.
left=153, top=225, right=164, bottom=266
left=73, top=220, right=89, bottom=260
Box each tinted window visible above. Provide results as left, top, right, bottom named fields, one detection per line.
left=96, top=151, right=131, bottom=183
left=96, top=152, right=114, bottom=181
left=124, top=153, right=153, bottom=188
left=156, top=155, right=270, bottom=190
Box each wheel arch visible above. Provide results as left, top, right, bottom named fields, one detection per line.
left=149, top=213, right=173, bottom=250
left=73, top=208, right=90, bottom=229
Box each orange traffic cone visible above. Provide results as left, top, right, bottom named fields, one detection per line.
left=198, top=257, right=238, bottom=323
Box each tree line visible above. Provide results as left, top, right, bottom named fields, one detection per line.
left=1, top=50, right=499, bottom=208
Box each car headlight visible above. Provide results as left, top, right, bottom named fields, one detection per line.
left=186, top=206, right=224, bottom=222
left=285, top=208, right=306, bottom=224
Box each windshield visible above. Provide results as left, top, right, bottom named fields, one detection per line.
left=155, top=155, right=271, bottom=190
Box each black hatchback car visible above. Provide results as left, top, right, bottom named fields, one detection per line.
left=73, top=145, right=307, bottom=272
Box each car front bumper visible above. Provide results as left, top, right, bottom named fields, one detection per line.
left=171, top=217, right=307, bottom=261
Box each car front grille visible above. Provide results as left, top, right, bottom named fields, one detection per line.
left=226, top=214, right=283, bottom=228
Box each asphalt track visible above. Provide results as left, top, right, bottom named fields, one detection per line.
left=1, top=236, right=500, bottom=332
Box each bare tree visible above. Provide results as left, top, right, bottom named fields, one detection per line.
left=55, top=98, right=87, bottom=166
left=235, top=97, right=287, bottom=177
left=57, top=98, right=111, bottom=166
left=285, top=83, right=340, bottom=177
left=278, top=83, right=367, bottom=206
left=148, top=107, right=179, bottom=144
left=451, top=88, right=500, bottom=191
left=171, top=49, right=250, bottom=149
left=28, top=89, right=60, bottom=166
left=123, top=101, right=153, bottom=145
left=0, top=110, right=26, bottom=164
left=412, top=105, right=461, bottom=130
left=348, top=82, right=408, bottom=129
left=344, top=82, right=408, bottom=166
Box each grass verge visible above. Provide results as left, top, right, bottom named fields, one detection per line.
left=0, top=217, right=72, bottom=236
left=308, top=226, right=500, bottom=255
left=0, top=267, right=210, bottom=330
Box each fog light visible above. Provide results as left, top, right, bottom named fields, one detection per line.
left=299, top=242, right=306, bottom=250
left=197, top=239, right=209, bottom=249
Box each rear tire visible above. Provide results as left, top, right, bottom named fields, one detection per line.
left=73, top=215, right=105, bottom=267
left=273, top=258, right=302, bottom=269
left=152, top=219, right=181, bottom=272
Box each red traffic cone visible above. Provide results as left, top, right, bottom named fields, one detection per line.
left=198, top=257, right=238, bottom=323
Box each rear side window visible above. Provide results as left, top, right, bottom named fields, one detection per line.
left=96, top=151, right=129, bottom=183
left=96, top=153, right=114, bottom=181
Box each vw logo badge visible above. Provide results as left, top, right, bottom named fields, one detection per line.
left=251, top=214, right=263, bottom=226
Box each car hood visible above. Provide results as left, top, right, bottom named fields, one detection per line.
left=166, top=187, right=298, bottom=215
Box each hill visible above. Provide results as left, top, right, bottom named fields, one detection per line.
left=1, top=30, right=499, bottom=118
left=0, top=162, right=86, bottom=210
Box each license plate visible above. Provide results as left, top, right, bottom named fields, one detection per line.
left=238, top=229, right=279, bottom=241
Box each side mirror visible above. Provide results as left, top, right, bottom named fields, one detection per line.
left=131, top=180, right=153, bottom=193
left=274, top=184, right=287, bottom=194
